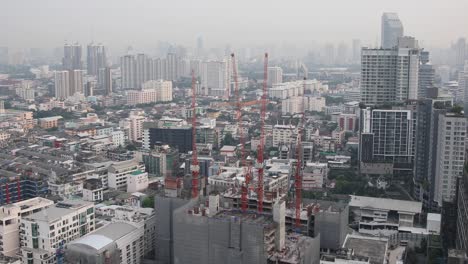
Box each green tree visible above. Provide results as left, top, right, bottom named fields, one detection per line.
left=142, top=196, right=155, bottom=208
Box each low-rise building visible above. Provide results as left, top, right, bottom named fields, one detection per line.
left=127, top=170, right=149, bottom=193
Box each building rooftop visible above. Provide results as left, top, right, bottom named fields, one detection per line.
left=349, top=195, right=422, bottom=214
left=69, top=222, right=137, bottom=251
left=23, top=200, right=93, bottom=223
left=344, top=234, right=388, bottom=264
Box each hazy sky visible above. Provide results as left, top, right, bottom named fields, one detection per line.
left=3, top=0, right=468, bottom=52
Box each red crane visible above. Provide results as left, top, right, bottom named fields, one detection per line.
left=256, top=53, right=268, bottom=213
left=294, top=77, right=307, bottom=228
left=231, top=53, right=249, bottom=212
left=191, top=70, right=200, bottom=198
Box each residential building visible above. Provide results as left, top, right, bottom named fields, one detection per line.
left=86, top=43, right=106, bottom=76
left=121, top=54, right=137, bottom=89
left=268, top=66, right=283, bottom=86
left=82, top=178, right=103, bottom=202
left=98, top=67, right=112, bottom=95
left=38, top=116, right=61, bottom=129
left=272, top=124, right=296, bottom=147
left=381, top=13, right=404, bottom=49
left=107, top=160, right=145, bottom=190
left=201, top=60, right=230, bottom=98
left=418, top=51, right=435, bottom=99
left=63, top=43, right=83, bottom=70
left=21, top=200, right=95, bottom=264
left=129, top=115, right=146, bottom=142
left=0, top=198, right=53, bottom=257
left=434, top=112, right=466, bottom=206
left=360, top=37, right=420, bottom=105
left=54, top=71, right=70, bottom=100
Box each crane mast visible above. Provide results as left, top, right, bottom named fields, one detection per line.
left=256, top=53, right=268, bottom=213
left=294, top=78, right=307, bottom=228
left=191, top=70, right=200, bottom=198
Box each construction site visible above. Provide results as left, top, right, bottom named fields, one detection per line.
left=153, top=53, right=347, bottom=264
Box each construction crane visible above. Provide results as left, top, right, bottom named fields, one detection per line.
left=231, top=53, right=250, bottom=213
left=256, top=53, right=268, bottom=213
left=294, top=77, right=307, bottom=229
left=191, top=70, right=200, bottom=199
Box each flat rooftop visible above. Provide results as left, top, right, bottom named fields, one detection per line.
left=24, top=200, right=92, bottom=223
left=344, top=234, right=388, bottom=264
left=69, top=222, right=137, bottom=251
left=349, top=195, right=422, bottom=214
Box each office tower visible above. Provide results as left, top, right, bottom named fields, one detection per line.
left=201, top=60, right=230, bottom=98
left=360, top=37, right=420, bottom=105
left=54, top=71, right=70, bottom=99
left=418, top=51, right=435, bottom=99
left=86, top=43, right=106, bottom=76
left=166, top=53, right=179, bottom=80
left=69, top=69, right=84, bottom=95
left=21, top=200, right=95, bottom=264
left=121, top=55, right=137, bottom=89
left=63, top=43, right=83, bottom=70
left=381, top=13, right=404, bottom=49
left=456, top=38, right=467, bottom=70
left=0, top=47, right=8, bottom=64
left=434, top=112, right=466, bottom=206
left=268, top=67, right=283, bottom=87
left=98, top=67, right=112, bottom=95
left=352, top=39, right=361, bottom=64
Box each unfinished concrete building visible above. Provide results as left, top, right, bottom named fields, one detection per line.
left=155, top=194, right=320, bottom=264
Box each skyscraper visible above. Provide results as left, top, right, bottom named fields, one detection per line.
left=166, top=53, right=179, bottom=81
left=98, top=67, right=113, bottom=96
left=63, top=43, right=83, bottom=70
left=86, top=43, right=106, bottom=76
left=360, top=37, right=420, bottom=105
left=121, top=55, right=137, bottom=89
left=455, top=38, right=467, bottom=70
left=381, top=13, right=404, bottom=49
left=418, top=51, right=435, bottom=99
left=434, top=112, right=466, bottom=206
left=54, top=71, right=70, bottom=100
left=69, top=70, right=84, bottom=95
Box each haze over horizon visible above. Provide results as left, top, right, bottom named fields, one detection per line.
left=3, top=0, right=468, bottom=53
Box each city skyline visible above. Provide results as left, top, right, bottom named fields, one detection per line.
left=3, top=0, right=468, bottom=53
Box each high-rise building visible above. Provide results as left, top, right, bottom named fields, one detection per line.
left=324, top=43, right=335, bottom=65
left=98, top=67, right=113, bottom=95
left=268, top=66, right=283, bottom=87
left=63, top=43, right=83, bottom=70
left=136, top=53, right=150, bottom=86
left=418, top=51, right=435, bottom=99
left=129, top=115, right=146, bottom=142
left=434, top=112, right=466, bottom=206
left=121, top=55, right=137, bottom=89
left=413, top=98, right=453, bottom=209
left=360, top=37, right=420, bottom=105
left=455, top=38, right=467, bottom=70
left=166, top=53, right=179, bottom=81
left=456, top=165, right=468, bottom=254
left=381, top=13, right=404, bottom=49
left=21, top=200, right=95, bottom=264
left=54, top=71, right=70, bottom=99
left=201, top=60, right=230, bottom=98
left=69, top=69, right=84, bottom=95
left=360, top=108, right=416, bottom=164
left=86, top=43, right=106, bottom=76
left=143, top=122, right=193, bottom=153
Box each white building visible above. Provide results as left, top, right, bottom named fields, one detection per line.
left=141, top=79, right=173, bottom=101
left=129, top=115, right=146, bottom=142
left=434, top=112, right=466, bottom=206
left=127, top=170, right=149, bottom=193
left=269, top=81, right=304, bottom=100
left=21, top=200, right=95, bottom=264
left=111, top=130, right=126, bottom=147
left=306, top=96, right=326, bottom=112
left=108, top=160, right=145, bottom=190
left=54, top=71, right=70, bottom=100
left=201, top=60, right=230, bottom=98
left=303, top=163, right=328, bottom=190
left=272, top=124, right=296, bottom=147
left=268, top=66, right=283, bottom=87
left=83, top=179, right=104, bottom=202
left=0, top=198, right=53, bottom=257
